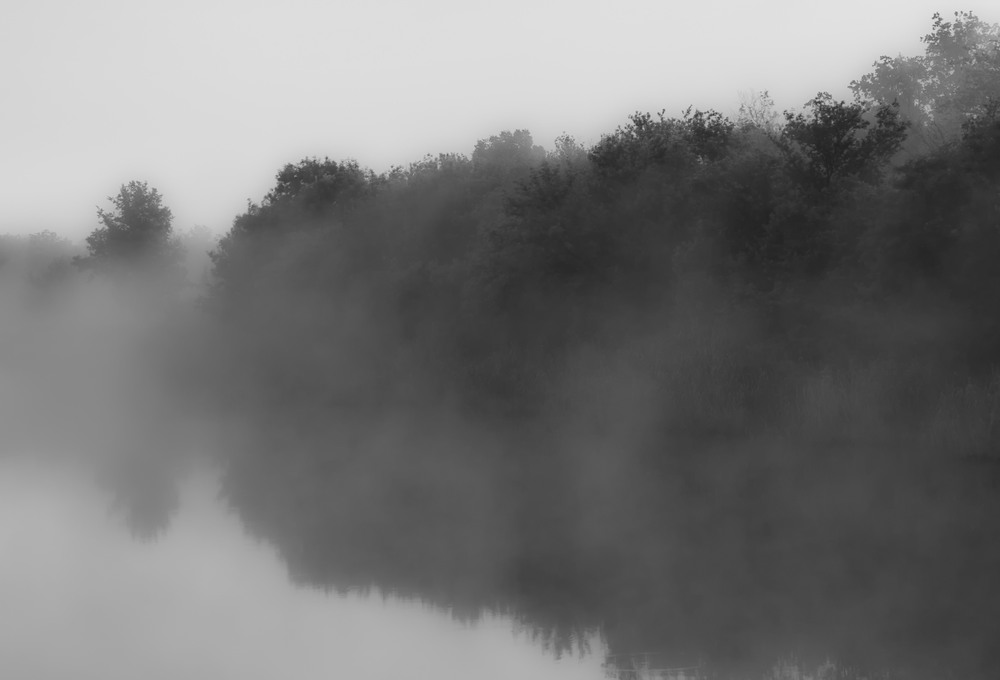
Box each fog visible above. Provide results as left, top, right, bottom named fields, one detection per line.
left=3, top=10, right=1000, bottom=680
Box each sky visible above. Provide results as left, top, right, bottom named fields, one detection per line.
left=1, top=0, right=994, bottom=241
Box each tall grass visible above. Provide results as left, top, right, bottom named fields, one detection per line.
left=924, top=368, right=1000, bottom=457
left=757, top=657, right=897, bottom=680
left=786, top=362, right=892, bottom=443
left=602, top=656, right=899, bottom=680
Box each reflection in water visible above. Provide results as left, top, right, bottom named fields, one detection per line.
left=7, top=435, right=999, bottom=680
left=0, top=457, right=605, bottom=680
left=213, top=411, right=1000, bottom=680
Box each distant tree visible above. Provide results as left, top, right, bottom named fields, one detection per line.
left=873, top=103, right=1000, bottom=300
left=79, top=181, right=180, bottom=274
left=471, top=129, right=546, bottom=183
left=0, top=230, right=75, bottom=274
left=737, top=89, right=781, bottom=137
left=175, top=225, right=218, bottom=291
left=209, top=158, right=375, bottom=308
left=25, top=231, right=77, bottom=291
left=709, top=132, right=782, bottom=269
left=588, top=110, right=684, bottom=181
left=264, top=157, right=372, bottom=219
left=680, top=107, right=735, bottom=163
left=547, top=134, right=589, bottom=169
left=851, top=11, right=1000, bottom=154
left=776, top=93, right=908, bottom=191
left=0, top=230, right=78, bottom=296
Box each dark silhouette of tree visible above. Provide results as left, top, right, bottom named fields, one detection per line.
left=209, top=158, right=375, bottom=310
left=79, top=181, right=180, bottom=275
left=776, top=93, right=908, bottom=191
left=264, top=157, right=373, bottom=220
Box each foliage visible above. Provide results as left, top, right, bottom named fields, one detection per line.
left=209, top=158, right=375, bottom=307
left=776, top=93, right=909, bottom=191
left=851, top=11, right=1000, bottom=153
left=78, top=181, right=181, bottom=278
left=0, top=230, right=77, bottom=280
left=472, top=129, right=546, bottom=182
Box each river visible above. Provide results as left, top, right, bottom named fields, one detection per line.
left=0, top=455, right=606, bottom=680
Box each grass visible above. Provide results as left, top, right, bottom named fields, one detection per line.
left=924, top=368, right=1000, bottom=457
left=602, top=656, right=901, bottom=680
left=758, top=657, right=897, bottom=680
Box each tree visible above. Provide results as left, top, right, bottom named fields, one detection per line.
left=208, top=158, right=377, bottom=311
left=737, top=89, right=781, bottom=137
left=80, top=181, right=179, bottom=274
left=471, top=129, right=546, bottom=183
left=263, top=157, right=372, bottom=219
left=776, top=93, right=908, bottom=191
left=851, top=11, right=1000, bottom=154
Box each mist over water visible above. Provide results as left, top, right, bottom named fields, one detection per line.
left=3, top=12, right=1000, bottom=680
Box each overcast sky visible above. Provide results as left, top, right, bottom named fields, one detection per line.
left=1, top=1, right=993, bottom=240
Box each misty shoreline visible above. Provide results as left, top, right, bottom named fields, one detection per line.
left=2, top=11, right=1000, bottom=679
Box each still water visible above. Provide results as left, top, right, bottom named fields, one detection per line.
left=0, top=456, right=606, bottom=680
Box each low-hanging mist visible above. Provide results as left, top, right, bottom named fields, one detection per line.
left=3, top=11, right=1000, bottom=680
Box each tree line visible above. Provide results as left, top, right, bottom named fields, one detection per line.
left=3, top=12, right=1000, bottom=678
left=184, top=12, right=1000, bottom=443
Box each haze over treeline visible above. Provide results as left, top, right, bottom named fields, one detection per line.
left=3, top=11, right=1000, bottom=679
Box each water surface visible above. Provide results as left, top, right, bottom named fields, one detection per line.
left=0, top=456, right=605, bottom=680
